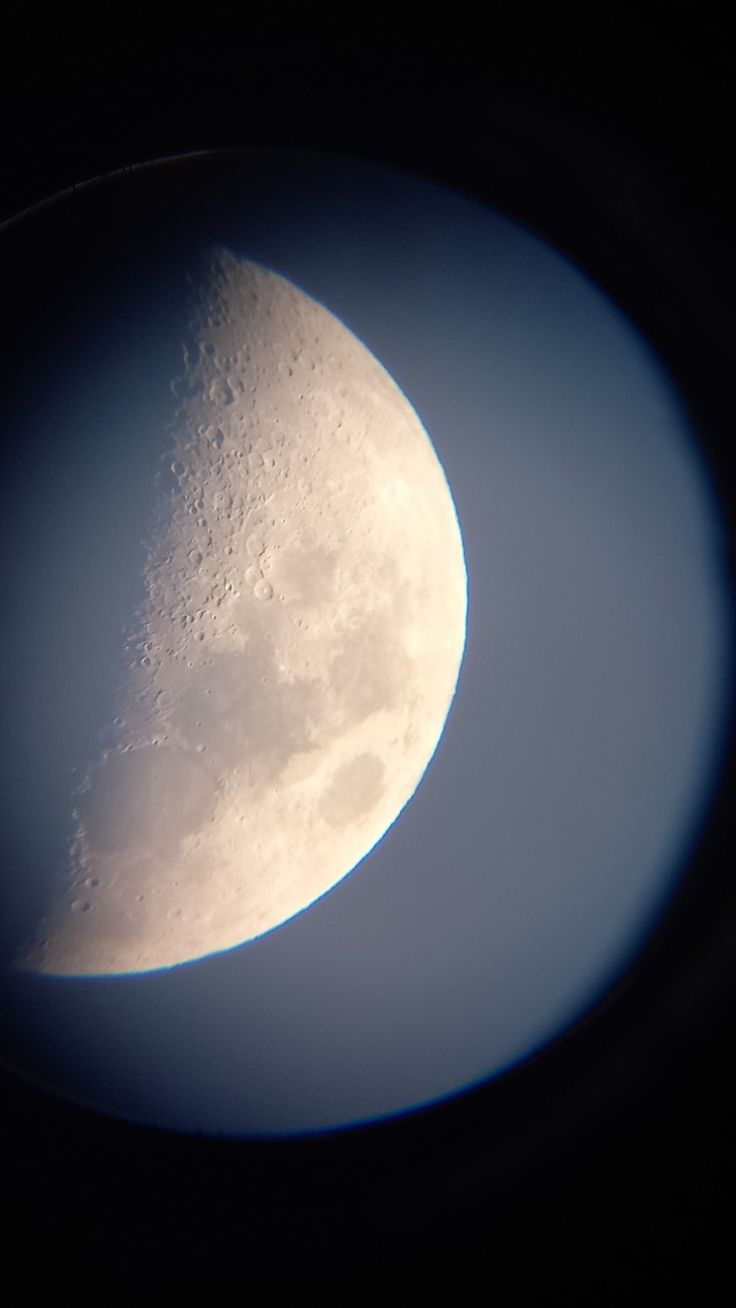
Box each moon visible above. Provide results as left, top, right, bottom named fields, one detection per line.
left=22, top=249, right=467, bottom=976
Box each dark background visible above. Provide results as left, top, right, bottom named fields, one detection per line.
left=1, top=5, right=735, bottom=1300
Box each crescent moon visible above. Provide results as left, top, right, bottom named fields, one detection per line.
left=23, top=250, right=467, bottom=975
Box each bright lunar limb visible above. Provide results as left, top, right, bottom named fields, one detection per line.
left=22, top=251, right=467, bottom=976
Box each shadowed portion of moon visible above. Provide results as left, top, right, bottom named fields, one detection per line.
left=21, top=250, right=467, bottom=975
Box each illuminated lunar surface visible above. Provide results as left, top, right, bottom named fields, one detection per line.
left=22, top=251, right=467, bottom=975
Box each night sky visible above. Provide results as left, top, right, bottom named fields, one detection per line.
left=0, top=148, right=729, bottom=1134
